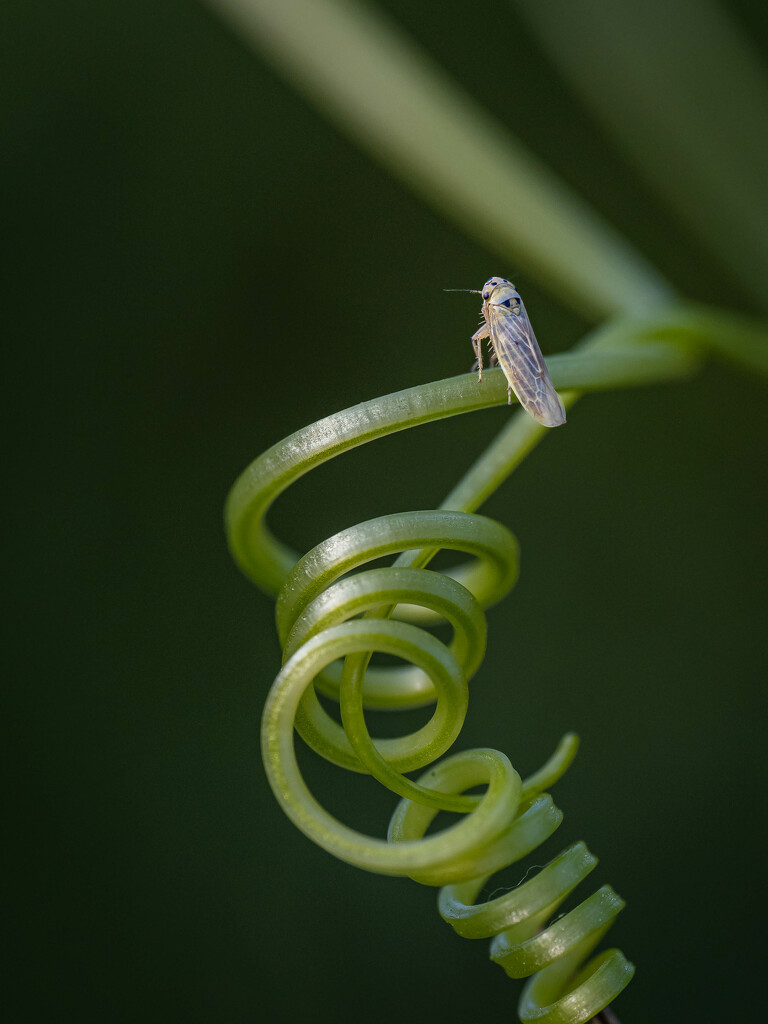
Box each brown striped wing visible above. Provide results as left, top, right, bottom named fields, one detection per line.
left=488, top=301, right=566, bottom=427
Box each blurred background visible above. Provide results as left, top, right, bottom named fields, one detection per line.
left=6, top=0, right=767, bottom=1020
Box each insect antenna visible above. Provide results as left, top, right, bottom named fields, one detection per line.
left=443, top=288, right=482, bottom=294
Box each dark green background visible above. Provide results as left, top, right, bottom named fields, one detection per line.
left=7, top=1, right=767, bottom=1021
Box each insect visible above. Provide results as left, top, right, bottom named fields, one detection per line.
left=448, top=277, right=566, bottom=428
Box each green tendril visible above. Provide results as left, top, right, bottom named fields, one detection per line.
left=226, top=304, right=766, bottom=1024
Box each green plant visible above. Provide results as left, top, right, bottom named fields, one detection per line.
left=217, top=0, right=768, bottom=1020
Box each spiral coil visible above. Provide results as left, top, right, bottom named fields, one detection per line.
left=221, top=359, right=701, bottom=1022
left=261, top=506, right=633, bottom=1023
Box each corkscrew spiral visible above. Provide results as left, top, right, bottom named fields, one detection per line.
left=225, top=315, right=757, bottom=1022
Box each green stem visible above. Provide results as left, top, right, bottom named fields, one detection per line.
left=204, top=0, right=673, bottom=318
left=226, top=303, right=768, bottom=594
left=514, top=0, right=768, bottom=310
left=226, top=304, right=766, bottom=1024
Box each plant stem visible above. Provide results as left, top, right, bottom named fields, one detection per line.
left=515, top=0, right=768, bottom=310
left=204, top=0, right=673, bottom=318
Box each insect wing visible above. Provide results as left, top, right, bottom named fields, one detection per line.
left=489, top=302, right=566, bottom=427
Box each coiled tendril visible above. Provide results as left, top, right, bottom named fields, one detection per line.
left=226, top=323, right=725, bottom=1022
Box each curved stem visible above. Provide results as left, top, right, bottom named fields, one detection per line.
left=226, top=306, right=766, bottom=1024
left=226, top=304, right=767, bottom=594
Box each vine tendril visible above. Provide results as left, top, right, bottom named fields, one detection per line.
left=226, top=307, right=767, bottom=1023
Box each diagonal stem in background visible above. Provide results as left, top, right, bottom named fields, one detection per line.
left=513, top=0, right=768, bottom=311
left=203, top=0, right=674, bottom=320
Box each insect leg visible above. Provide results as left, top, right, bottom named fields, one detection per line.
left=472, top=338, right=483, bottom=380
left=471, top=323, right=490, bottom=382
left=507, top=384, right=512, bottom=406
